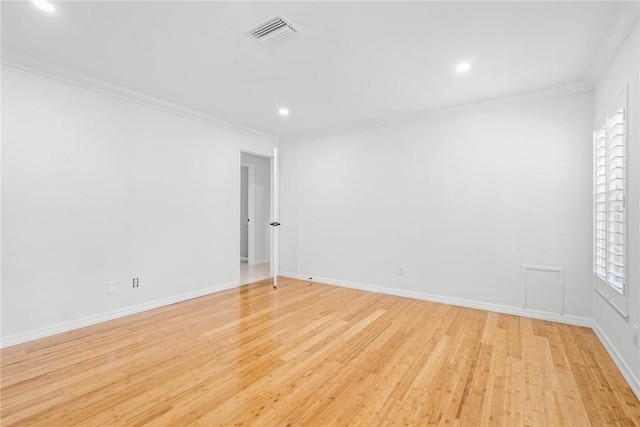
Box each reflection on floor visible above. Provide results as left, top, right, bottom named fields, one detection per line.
left=240, top=261, right=270, bottom=285
left=4, top=278, right=639, bottom=425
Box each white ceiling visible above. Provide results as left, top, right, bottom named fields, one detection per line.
left=1, top=1, right=624, bottom=139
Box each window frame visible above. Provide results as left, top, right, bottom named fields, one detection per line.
left=593, top=84, right=629, bottom=318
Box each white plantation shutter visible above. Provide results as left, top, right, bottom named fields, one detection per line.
left=594, top=125, right=607, bottom=284
left=594, top=85, right=628, bottom=316
left=606, top=108, right=626, bottom=293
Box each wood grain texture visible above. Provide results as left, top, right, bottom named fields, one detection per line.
left=2, top=278, right=639, bottom=426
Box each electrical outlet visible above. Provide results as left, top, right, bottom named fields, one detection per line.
left=396, top=266, right=405, bottom=276
left=634, top=325, right=639, bottom=348
left=107, top=281, right=116, bottom=294
left=133, top=278, right=139, bottom=288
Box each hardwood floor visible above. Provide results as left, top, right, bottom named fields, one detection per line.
left=2, top=278, right=639, bottom=426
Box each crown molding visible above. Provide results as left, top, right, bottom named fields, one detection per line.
left=584, top=0, right=640, bottom=86
left=1, top=50, right=279, bottom=143
left=2, top=44, right=599, bottom=147
left=280, top=80, right=592, bottom=144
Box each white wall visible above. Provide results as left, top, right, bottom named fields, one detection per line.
left=1, top=65, right=276, bottom=342
left=280, top=90, right=593, bottom=321
left=592, top=23, right=640, bottom=393
left=241, top=152, right=271, bottom=264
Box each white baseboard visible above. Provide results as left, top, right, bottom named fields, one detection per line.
left=592, top=320, right=640, bottom=400
left=4, top=271, right=638, bottom=400
left=279, top=271, right=592, bottom=327
left=0, top=281, right=239, bottom=348
left=240, top=256, right=248, bottom=262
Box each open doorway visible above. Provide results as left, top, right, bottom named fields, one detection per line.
left=240, top=152, right=272, bottom=285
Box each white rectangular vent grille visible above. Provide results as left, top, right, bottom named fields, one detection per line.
left=244, top=15, right=301, bottom=47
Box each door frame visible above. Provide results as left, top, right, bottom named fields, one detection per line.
left=241, top=162, right=256, bottom=265
left=238, top=149, right=276, bottom=286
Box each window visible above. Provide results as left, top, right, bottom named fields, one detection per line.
left=593, top=86, right=628, bottom=316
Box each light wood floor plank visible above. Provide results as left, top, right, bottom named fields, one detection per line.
left=2, top=278, right=640, bottom=426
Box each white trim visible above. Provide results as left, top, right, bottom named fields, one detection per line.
left=240, top=257, right=248, bottom=262
left=1, top=51, right=278, bottom=143
left=1, top=51, right=596, bottom=147
left=279, top=271, right=591, bottom=328
left=521, top=264, right=565, bottom=315
left=595, top=286, right=630, bottom=319
left=241, top=162, right=256, bottom=265
left=0, top=57, right=3, bottom=351
left=593, top=320, right=640, bottom=401
left=280, top=81, right=592, bottom=144
left=4, top=271, right=636, bottom=399
left=584, top=1, right=640, bottom=86
left=271, top=148, right=280, bottom=288
left=0, top=281, right=238, bottom=348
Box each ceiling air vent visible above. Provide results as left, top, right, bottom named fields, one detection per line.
left=244, top=15, right=301, bottom=47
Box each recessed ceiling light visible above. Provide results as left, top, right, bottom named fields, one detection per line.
left=456, top=62, right=471, bottom=73
left=278, top=107, right=290, bottom=116
left=32, top=0, right=55, bottom=12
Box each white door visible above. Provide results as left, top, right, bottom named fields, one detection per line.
left=270, top=148, right=280, bottom=288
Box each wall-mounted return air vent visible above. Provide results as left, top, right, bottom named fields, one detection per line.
left=244, top=15, right=301, bottom=47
